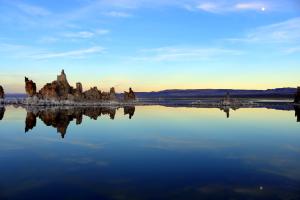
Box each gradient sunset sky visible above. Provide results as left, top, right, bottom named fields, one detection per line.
left=0, top=0, right=299, bottom=93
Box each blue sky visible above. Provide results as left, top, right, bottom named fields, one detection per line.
left=0, top=0, right=300, bottom=92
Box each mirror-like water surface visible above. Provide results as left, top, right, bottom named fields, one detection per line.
left=0, top=105, right=300, bottom=200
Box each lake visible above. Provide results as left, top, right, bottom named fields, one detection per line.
left=0, top=105, right=300, bottom=200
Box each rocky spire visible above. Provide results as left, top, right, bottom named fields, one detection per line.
left=56, top=69, right=71, bottom=99
left=76, top=83, right=83, bottom=93
left=0, top=86, right=4, bottom=99
left=109, top=87, right=117, bottom=100
left=25, top=77, right=37, bottom=97
left=57, top=70, right=67, bottom=82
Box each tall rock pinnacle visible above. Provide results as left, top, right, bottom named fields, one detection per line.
left=25, top=77, right=37, bottom=97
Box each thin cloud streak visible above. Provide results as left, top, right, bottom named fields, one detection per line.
left=196, top=1, right=268, bottom=13
left=14, top=2, right=51, bottom=16
left=227, top=17, right=300, bottom=43
left=61, top=29, right=110, bottom=39
left=284, top=47, right=300, bottom=54
left=30, top=46, right=105, bottom=59
left=103, top=11, right=132, bottom=17
left=134, top=47, right=243, bottom=62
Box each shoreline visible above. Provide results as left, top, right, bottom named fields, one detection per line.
left=0, top=97, right=298, bottom=108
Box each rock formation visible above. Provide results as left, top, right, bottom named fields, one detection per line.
left=56, top=70, right=72, bottom=99
left=101, top=87, right=117, bottom=101
left=24, top=70, right=137, bottom=103
left=84, top=87, right=102, bottom=101
left=124, top=88, right=136, bottom=101
left=38, top=70, right=72, bottom=101
left=25, top=77, right=37, bottom=97
left=109, top=87, right=117, bottom=101
left=294, top=87, right=300, bottom=104
left=39, top=82, right=59, bottom=100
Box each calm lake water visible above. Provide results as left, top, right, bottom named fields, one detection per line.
left=0, top=105, right=300, bottom=200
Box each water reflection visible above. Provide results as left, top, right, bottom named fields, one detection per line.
left=0, top=106, right=5, bottom=120
left=1, top=105, right=300, bottom=200
left=25, top=107, right=134, bottom=138
left=0, top=104, right=299, bottom=137
left=295, top=106, right=300, bottom=122
left=124, top=106, right=135, bottom=119
left=220, top=106, right=232, bottom=118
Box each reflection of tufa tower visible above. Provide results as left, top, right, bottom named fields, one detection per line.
left=220, top=107, right=230, bottom=118
left=295, top=106, right=300, bottom=122
left=0, top=106, right=5, bottom=120
left=295, top=87, right=300, bottom=104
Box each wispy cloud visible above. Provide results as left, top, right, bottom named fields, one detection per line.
left=284, top=47, right=300, bottom=54
left=197, top=3, right=221, bottom=13
left=134, top=46, right=243, bottom=62
left=31, top=46, right=105, bottom=59
left=14, top=2, right=51, bottom=16
left=235, top=2, right=266, bottom=11
left=62, top=29, right=110, bottom=39
left=227, top=17, right=300, bottom=43
left=195, top=1, right=268, bottom=13
left=103, top=11, right=132, bottom=17
left=38, top=36, right=59, bottom=44
left=0, top=42, right=106, bottom=60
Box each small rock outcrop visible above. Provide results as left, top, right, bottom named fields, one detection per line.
left=221, top=92, right=231, bottom=106
left=294, top=87, right=300, bottom=104
left=124, top=88, right=136, bottom=101
left=101, top=87, right=117, bottom=101
left=0, top=86, right=4, bottom=99
left=25, top=77, right=37, bottom=97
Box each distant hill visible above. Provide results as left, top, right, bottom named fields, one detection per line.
left=6, top=88, right=297, bottom=99
left=5, top=93, right=27, bottom=99
left=135, top=88, right=297, bottom=98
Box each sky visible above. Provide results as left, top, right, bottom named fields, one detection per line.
left=0, top=0, right=300, bottom=93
